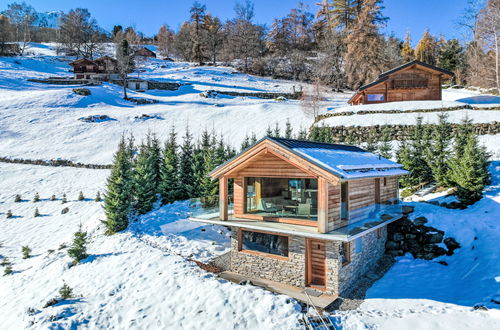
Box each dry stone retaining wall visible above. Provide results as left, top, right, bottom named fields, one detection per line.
left=311, top=122, right=500, bottom=143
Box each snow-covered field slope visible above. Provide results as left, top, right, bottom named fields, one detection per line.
left=0, top=163, right=301, bottom=329
left=0, top=44, right=349, bottom=164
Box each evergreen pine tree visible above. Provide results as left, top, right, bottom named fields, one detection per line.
left=297, top=127, right=308, bottom=140
left=178, top=128, right=195, bottom=200
left=34, top=208, right=40, bottom=217
left=59, top=282, right=73, bottom=299
left=14, top=194, right=21, bottom=202
left=22, top=246, right=31, bottom=259
left=250, top=132, right=257, bottom=144
left=78, top=191, right=84, bottom=201
left=95, top=191, right=101, bottom=202
left=285, top=120, right=293, bottom=138
left=50, top=194, right=56, bottom=201
left=6, top=210, right=12, bottom=218
left=378, top=126, right=392, bottom=159
left=68, top=224, right=88, bottom=264
left=400, top=117, right=433, bottom=187
left=133, top=133, right=161, bottom=214
left=3, top=265, right=12, bottom=276
left=159, top=127, right=180, bottom=204
left=33, top=192, right=40, bottom=202
left=265, top=125, right=273, bottom=137
left=215, top=134, right=227, bottom=165
left=62, top=193, right=67, bottom=204
left=241, top=134, right=251, bottom=151
left=448, top=132, right=490, bottom=205
left=273, top=122, right=281, bottom=137
left=103, top=136, right=133, bottom=234
left=363, top=130, right=377, bottom=152
left=425, top=113, right=452, bottom=186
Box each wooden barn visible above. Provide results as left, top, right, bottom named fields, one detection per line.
left=191, top=137, right=408, bottom=304
left=134, top=47, right=156, bottom=58
left=348, top=60, right=454, bottom=105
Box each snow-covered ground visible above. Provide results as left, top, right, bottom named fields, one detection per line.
left=1, top=43, right=499, bottom=329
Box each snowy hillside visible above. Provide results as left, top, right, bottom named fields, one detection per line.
left=1, top=43, right=499, bottom=329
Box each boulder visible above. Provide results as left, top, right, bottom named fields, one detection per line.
left=61, top=207, right=69, bottom=214
left=402, top=205, right=415, bottom=214
left=444, top=237, right=461, bottom=255
left=385, top=240, right=400, bottom=250
left=424, top=232, right=444, bottom=244
left=380, top=214, right=394, bottom=221
left=413, top=216, right=428, bottom=226
left=386, top=250, right=404, bottom=257
left=73, top=88, right=91, bottom=96
left=393, top=232, right=405, bottom=241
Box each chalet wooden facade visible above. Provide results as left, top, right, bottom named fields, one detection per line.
left=69, top=56, right=120, bottom=80
left=191, top=137, right=408, bottom=297
left=348, top=60, right=454, bottom=105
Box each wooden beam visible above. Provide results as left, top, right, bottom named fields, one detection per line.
left=219, top=176, right=228, bottom=220
left=317, top=177, right=328, bottom=233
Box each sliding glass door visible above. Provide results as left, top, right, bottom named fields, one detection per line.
left=245, top=177, right=318, bottom=220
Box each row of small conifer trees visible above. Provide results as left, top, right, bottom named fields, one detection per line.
left=103, top=128, right=238, bottom=234
left=310, top=114, right=491, bottom=205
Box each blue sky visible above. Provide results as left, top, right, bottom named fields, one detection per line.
left=3, top=0, right=471, bottom=42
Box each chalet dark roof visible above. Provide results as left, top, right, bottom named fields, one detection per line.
left=69, top=58, right=96, bottom=66
left=211, top=136, right=408, bottom=180
left=95, top=55, right=117, bottom=63
left=378, top=60, right=454, bottom=79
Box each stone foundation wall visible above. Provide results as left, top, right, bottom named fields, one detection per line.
left=338, top=227, right=388, bottom=295
left=228, top=229, right=306, bottom=288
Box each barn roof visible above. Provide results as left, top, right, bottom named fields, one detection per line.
left=95, top=55, right=117, bottom=63
left=69, top=58, right=96, bottom=66
left=210, top=137, right=408, bottom=180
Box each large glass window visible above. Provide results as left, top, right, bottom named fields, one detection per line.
left=245, top=177, right=318, bottom=220
left=241, top=230, right=288, bottom=257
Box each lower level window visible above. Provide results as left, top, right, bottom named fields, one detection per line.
left=241, top=230, right=288, bottom=257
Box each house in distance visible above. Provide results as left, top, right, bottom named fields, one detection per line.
left=348, top=60, right=454, bottom=105
left=190, top=137, right=409, bottom=303
left=69, top=56, right=120, bottom=80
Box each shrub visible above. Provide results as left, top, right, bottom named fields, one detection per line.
left=34, top=208, right=40, bottom=217
left=78, top=191, right=84, bottom=201
left=59, top=282, right=73, bottom=299
left=6, top=210, right=13, bottom=219
left=33, top=192, right=40, bottom=202
left=43, top=298, right=60, bottom=308
left=22, top=246, right=31, bottom=259
left=3, top=265, right=13, bottom=276
left=14, top=194, right=21, bottom=202
left=95, top=191, right=102, bottom=202
left=0, top=257, right=11, bottom=266
left=68, top=224, right=88, bottom=264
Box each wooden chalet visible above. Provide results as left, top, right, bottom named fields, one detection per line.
left=69, top=56, right=120, bottom=80
left=348, top=60, right=454, bottom=105
left=135, top=47, right=156, bottom=58
left=191, top=137, right=408, bottom=299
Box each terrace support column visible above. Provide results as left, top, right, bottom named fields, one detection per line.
left=219, top=176, right=229, bottom=220
left=318, top=177, right=329, bottom=234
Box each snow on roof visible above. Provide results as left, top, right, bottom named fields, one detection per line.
left=268, top=137, right=409, bottom=179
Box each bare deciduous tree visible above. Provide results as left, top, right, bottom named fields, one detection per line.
left=300, top=79, right=324, bottom=119
left=157, top=24, right=174, bottom=58
left=59, top=8, right=102, bottom=58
